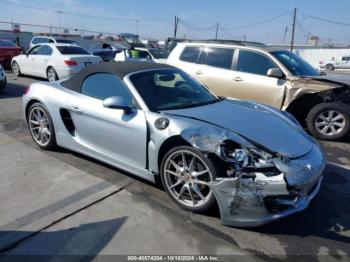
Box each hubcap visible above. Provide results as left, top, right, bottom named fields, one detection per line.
left=29, top=107, right=51, bottom=146
left=13, top=63, right=19, bottom=75
left=163, top=150, right=213, bottom=208
left=315, top=110, right=346, bottom=136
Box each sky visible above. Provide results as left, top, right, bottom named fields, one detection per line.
left=0, top=0, right=349, bottom=44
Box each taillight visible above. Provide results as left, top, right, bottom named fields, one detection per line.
left=64, top=60, right=77, bottom=66
left=23, top=86, right=30, bottom=95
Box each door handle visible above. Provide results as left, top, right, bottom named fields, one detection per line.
left=195, top=70, right=203, bottom=75
left=233, top=77, right=244, bottom=82
left=70, top=105, right=83, bottom=114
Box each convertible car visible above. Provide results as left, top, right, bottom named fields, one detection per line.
left=23, top=62, right=325, bottom=227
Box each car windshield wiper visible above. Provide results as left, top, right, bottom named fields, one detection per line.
left=162, top=97, right=225, bottom=111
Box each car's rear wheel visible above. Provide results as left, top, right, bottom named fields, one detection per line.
left=28, top=102, right=57, bottom=149
left=325, top=63, right=334, bottom=70
left=160, top=146, right=217, bottom=212
left=307, top=102, right=350, bottom=140
left=12, top=61, right=22, bottom=76
left=47, top=67, right=58, bottom=82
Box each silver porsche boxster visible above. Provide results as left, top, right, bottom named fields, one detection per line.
left=23, top=62, right=325, bottom=227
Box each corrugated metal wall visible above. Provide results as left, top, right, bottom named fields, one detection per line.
left=293, top=48, right=350, bottom=69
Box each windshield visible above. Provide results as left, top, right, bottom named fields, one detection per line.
left=56, top=46, right=90, bottom=55
left=148, top=49, right=169, bottom=59
left=271, top=50, right=320, bottom=76
left=130, top=68, right=218, bottom=111
left=0, top=40, right=17, bottom=47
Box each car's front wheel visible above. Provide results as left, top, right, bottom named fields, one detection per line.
left=160, top=146, right=217, bottom=212
left=12, top=61, right=22, bottom=76
left=325, top=63, right=334, bottom=70
left=28, top=102, right=57, bottom=149
left=307, top=102, right=350, bottom=140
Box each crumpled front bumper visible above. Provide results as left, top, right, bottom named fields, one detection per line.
left=208, top=144, right=325, bottom=227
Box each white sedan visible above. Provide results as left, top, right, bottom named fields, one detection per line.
left=11, top=44, right=102, bottom=82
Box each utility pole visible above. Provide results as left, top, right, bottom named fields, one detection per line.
left=282, top=26, right=288, bottom=43
left=174, top=16, right=179, bottom=39
left=215, top=22, right=219, bottom=40
left=243, top=34, right=246, bottom=41
left=290, top=8, right=297, bottom=51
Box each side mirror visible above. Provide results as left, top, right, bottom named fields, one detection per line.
left=267, top=68, right=283, bottom=78
left=103, top=96, right=132, bottom=114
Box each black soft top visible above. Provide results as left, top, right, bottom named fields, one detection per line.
left=61, top=61, right=175, bottom=93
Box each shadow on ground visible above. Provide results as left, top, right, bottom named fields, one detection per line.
left=0, top=217, right=127, bottom=256
left=0, top=83, right=25, bottom=99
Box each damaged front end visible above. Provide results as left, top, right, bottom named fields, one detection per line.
left=181, top=127, right=325, bottom=227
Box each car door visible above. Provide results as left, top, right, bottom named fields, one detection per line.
left=34, top=45, right=52, bottom=77
left=191, top=47, right=236, bottom=96
left=68, top=73, right=148, bottom=168
left=230, top=49, right=286, bottom=109
left=20, top=45, right=43, bottom=75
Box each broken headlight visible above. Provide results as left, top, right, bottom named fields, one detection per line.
left=217, top=142, right=275, bottom=175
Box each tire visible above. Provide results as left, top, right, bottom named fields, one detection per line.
left=160, top=145, right=217, bottom=212
left=27, top=102, right=57, bottom=150
left=306, top=102, right=350, bottom=140
left=325, top=63, right=334, bottom=70
left=47, top=67, right=58, bottom=82
left=12, top=61, right=22, bottom=76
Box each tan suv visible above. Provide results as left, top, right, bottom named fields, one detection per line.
left=167, top=42, right=350, bottom=140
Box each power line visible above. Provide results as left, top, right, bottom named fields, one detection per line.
left=178, top=19, right=217, bottom=31
left=222, top=11, right=291, bottom=30
left=303, top=13, right=350, bottom=27
left=0, top=0, right=172, bottom=21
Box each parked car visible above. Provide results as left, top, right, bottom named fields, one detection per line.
left=89, top=42, right=125, bottom=62
left=12, top=44, right=102, bottom=82
left=0, top=64, right=6, bottom=92
left=167, top=42, right=350, bottom=140
left=114, top=47, right=154, bottom=62
left=319, top=56, right=350, bottom=70
left=114, top=47, right=169, bottom=63
left=0, top=39, right=23, bottom=68
left=29, top=36, right=79, bottom=49
left=23, top=62, right=325, bottom=227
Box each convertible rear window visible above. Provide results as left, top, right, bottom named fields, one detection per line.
left=56, top=46, right=89, bottom=55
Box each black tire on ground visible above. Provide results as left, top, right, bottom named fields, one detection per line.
left=12, top=61, right=22, bottom=76
left=28, top=102, right=57, bottom=150
left=325, top=63, right=334, bottom=70
left=306, top=102, right=350, bottom=140
left=47, top=67, right=58, bottom=82
left=160, top=145, right=217, bottom=213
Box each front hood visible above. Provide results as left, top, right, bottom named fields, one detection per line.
left=310, top=74, right=350, bottom=86
left=165, top=99, right=314, bottom=158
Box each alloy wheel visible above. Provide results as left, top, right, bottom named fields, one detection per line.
left=28, top=106, right=51, bottom=146
left=12, top=63, right=19, bottom=76
left=315, top=110, right=346, bottom=136
left=163, top=150, right=214, bottom=209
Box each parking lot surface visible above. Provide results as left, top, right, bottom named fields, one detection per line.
left=0, top=71, right=350, bottom=259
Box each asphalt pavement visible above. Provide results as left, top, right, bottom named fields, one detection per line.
left=0, top=71, right=349, bottom=260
